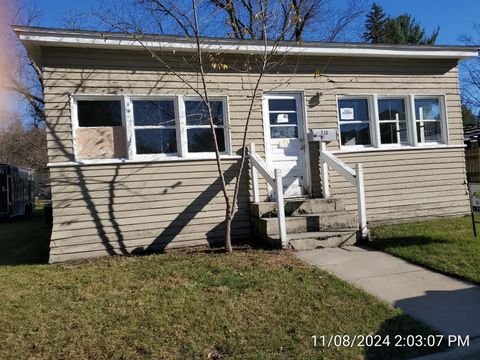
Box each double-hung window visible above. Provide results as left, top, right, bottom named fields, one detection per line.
left=414, top=97, right=445, bottom=144
left=338, top=97, right=372, bottom=146
left=131, top=99, right=179, bottom=156
left=72, top=95, right=231, bottom=162
left=378, top=98, right=408, bottom=145
left=337, top=94, right=448, bottom=150
left=184, top=98, right=228, bottom=154
left=74, top=97, right=127, bottom=160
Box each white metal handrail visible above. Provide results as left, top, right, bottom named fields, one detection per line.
left=249, top=143, right=287, bottom=247
left=319, top=142, right=368, bottom=239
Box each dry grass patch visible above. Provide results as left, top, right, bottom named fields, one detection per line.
left=0, top=249, right=445, bottom=359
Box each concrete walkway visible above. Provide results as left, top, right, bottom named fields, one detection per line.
left=296, top=246, right=480, bottom=338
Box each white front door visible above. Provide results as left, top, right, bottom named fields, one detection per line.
left=263, top=93, right=308, bottom=199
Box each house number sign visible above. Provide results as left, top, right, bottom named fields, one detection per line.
left=309, top=128, right=337, bottom=142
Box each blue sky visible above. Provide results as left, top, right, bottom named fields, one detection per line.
left=29, top=0, right=480, bottom=45
left=364, top=0, right=480, bottom=44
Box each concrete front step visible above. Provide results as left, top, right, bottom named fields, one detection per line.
left=250, top=198, right=345, bottom=218
left=289, top=229, right=358, bottom=250
left=252, top=211, right=357, bottom=236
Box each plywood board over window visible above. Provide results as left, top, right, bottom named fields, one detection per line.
left=72, top=96, right=128, bottom=160
left=76, top=127, right=127, bottom=159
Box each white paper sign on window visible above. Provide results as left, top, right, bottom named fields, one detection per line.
left=340, top=108, right=354, bottom=120
left=276, top=114, right=289, bottom=123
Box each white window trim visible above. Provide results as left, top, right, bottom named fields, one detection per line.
left=127, top=95, right=181, bottom=161
left=336, top=93, right=450, bottom=152
left=182, top=96, right=232, bottom=158
left=262, top=91, right=312, bottom=197
left=337, top=94, right=376, bottom=150
left=70, top=94, right=128, bottom=161
left=331, top=144, right=464, bottom=155
left=376, top=95, right=410, bottom=146
left=71, top=94, right=232, bottom=162
left=413, top=95, right=449, bottom=146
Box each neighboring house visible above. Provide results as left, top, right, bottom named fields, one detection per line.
left=464, top=125, right=480, bottom=182
left=464, top=125, right=480, bottom=145
left=14, top=26, right=478, bottom=262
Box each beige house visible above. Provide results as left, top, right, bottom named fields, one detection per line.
left=15, top=26, right=478, bottom=262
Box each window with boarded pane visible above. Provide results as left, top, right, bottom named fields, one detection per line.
left=73, top=95, right=232, bottom=161
left=338, top=98, right=371, bottom=146
left=414, top=97, right=443, bottom=143
left=185, top=99, right=227, bottom=153
left=132, top=99, right=178, bottom=155
left=378, top=98, right=408, bottom=145
left=75, top=99, right=127, bottom=160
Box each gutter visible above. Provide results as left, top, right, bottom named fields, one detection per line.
left=13, top=26, right=480, bottom=60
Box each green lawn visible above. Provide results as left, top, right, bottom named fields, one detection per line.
left=371, top=215, right=480, bottom=284
left=0, top=211, right=445, bottom=359
left=0, top=208, right=51, bottom=265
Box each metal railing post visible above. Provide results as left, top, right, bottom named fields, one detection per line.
left=249, top=143, right=260, bottom=203
left=274, top=169, right=287, bottom=248
left=355, top=163, right=368, bottom=239
left=320, top=142, right=330, bottom=198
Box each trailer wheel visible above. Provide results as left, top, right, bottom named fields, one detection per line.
left=25, top=204, right=33, bottom=219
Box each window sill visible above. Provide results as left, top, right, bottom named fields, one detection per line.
left=332, top=144, right=465, bottom=155
left=48, top=155, right=242, bottom=168
left=337, top=145, right=376, bottom=151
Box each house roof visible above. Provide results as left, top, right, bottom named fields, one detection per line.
left=13, top=25, right=479, bottom=67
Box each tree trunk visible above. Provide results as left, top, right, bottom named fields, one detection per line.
left=225, top=210, right=233, bottom=253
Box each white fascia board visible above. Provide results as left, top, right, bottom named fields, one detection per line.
left=18, top=33, right=479, bottom=59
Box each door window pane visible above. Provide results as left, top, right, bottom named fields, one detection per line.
left=185, top=100, right=224, bottom=126
left=135, top=129, right=177, bottom=154
left=270, top=126, right=298, bottom=139
left=187, top=128, right=225, bottom=153
left=269, top=112, right=298, bottom=125
left=133, top=100, right=176, bottom=126
left=268, top=99, right=296, bottom=112
left=77, top=100, right=123, bottom=127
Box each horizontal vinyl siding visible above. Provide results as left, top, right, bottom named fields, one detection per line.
left=42, top=46, right=467, bottom=261
left=48, top=160, right=251, bottom=262
left=329, top=148, right=470, bottom=223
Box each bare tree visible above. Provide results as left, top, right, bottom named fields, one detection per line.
left=0, top=1, right=48, bottom=186
left=131, top=0, right=366, bottom=41
left=0, top=116, right=49, bottom=183
left=10, top=0, right=363, bottom=252
left=94, top=0, right=319, bottom=252
left=460, top=24, right=480, bottom=112
left=7, top=2, right=45, bottom=125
